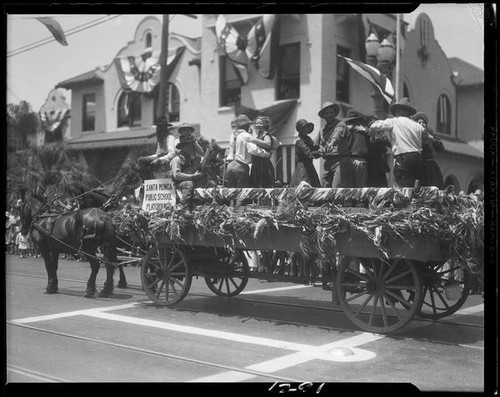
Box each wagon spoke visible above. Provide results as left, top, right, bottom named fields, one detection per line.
left=156, top=280, right=165, bottom=298
left=386, top=284, right=417, bottom=290
left=380, top=297, right=389, bottom=328
left=171, top=277, right=185, bottom=289
left=169, top=259, right=186, bottom=272
left=345, top=290, right=369, bottom=303
left=376, top=260, right=385, bottom=278
left=385, top=269, right=412, bottom=284
left=225, top=278, right=231, bottom=294
left=428, top=287, right=438, bottom=316
left=346, top=268, right=369, bottom=281
left=168, top=279, right=178, bottom=296
left=228, top=277, right=239, bottom=289
left=382, top=261, right=397, bottom=279
left=435, top=288, right=451, bottom=309
left=354, top=294, right=374, bottom=316
left=368, top=295, right=379, bottom=326
left=385, top=289, right=411, bottom=309
left=383, top=293, right=403, bottom=319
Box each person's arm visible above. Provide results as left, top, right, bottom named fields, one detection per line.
left=368, top=119, right=393, bottom=143
left=171, top=157, right=201, bottom=182
left=325, top=123, right=347, bottom=152
left=249, top=134, right=272, bottom=149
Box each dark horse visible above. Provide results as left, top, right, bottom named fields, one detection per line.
left=19, top=194, right=125, bottom=298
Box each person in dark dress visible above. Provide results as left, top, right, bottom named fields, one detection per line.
left=249, top=115, right=275, bottom=188
left=412, top=112, right=445, bottom=189
left=290, top=119, right=321, bottom=187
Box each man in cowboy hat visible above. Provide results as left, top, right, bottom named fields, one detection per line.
left=135, top=117, right=177, bottom=180
left=170, top=142, right=204, bottom=212
left=344, top=109, right=372, bottom=188
left=225, top=115, right=254, bottom=195
left=317, top=101, right=354, bottom=188
left=369, top=97, right=431, bottom=188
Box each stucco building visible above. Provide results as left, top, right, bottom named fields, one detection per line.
left=57, top=13, right=483, bottom=192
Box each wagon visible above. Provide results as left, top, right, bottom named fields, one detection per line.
left=119, top=184, right=483, bottom=334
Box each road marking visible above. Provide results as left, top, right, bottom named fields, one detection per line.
left=10, top=303, right=138, bottom=324
left=191, top=333, right=383, bottom=382
left=84, top=311, right=314, bottom=351
left=7, top=364, right=68, bottom=382
left=454, top=304, right=483, bottom=316
left=241, top=285, right=312, bottom=295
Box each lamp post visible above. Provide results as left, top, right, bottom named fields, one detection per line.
left=365, top=34, right=396, bottom=119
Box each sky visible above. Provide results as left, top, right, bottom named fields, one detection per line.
left=6, top=5, right=487, bottom=111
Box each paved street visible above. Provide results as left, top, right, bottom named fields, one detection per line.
left=5, top=254, right=484, bottom=391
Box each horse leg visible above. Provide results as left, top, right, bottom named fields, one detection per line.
left=43, top=248, right=59, bottom=294
left=84, top=255, right=100, bottom=298
left=99, top=264, right=115, bottom=298
left=117, top=265, right=128, bottom=288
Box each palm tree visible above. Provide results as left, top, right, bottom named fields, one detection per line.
left=7, top=101, right=39, bottom=151
left=6, top=143, right=101, bottom=208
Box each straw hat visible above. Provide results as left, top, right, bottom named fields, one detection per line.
left=318, top=101, right=340, bottom=119
left=390, top=97, right=417, bottom=116
left=177, top=122, right=195, bottom=134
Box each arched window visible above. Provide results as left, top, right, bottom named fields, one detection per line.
left=145, top=32, right=152, bottom=48
left=420, top=18, right=428, bottom=47
left=153, top=83, right=180, bottom=123
left=117, top=92, right=142, bottom=128
left=436, top=94, right=451, bottom=134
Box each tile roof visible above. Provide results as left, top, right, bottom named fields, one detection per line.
left=448, top=57, right=484, bottom=87
left=56, top=69, right=104, bottom=89
left=66, top=128, right=156, bottom=150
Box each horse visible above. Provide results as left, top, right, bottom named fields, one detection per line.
left=18, top=194, right=125, bottom=298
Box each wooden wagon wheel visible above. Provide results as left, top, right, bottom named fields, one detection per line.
left=204, top=249, right=249, bottom=297
left=336, top=256, right=423, bottom=334
left=417, top=260, right=474, bottom=319
left=141, top=245, right=192, bottom=306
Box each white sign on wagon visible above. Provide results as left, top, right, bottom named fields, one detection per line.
left=142, top=178, right=176, bottom=212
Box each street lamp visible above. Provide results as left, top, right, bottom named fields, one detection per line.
left=365, top=33, right=380, bottom=67
left=377, top=38, right=395, bottom=76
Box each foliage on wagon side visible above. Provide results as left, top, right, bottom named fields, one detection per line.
left=111, top=183, right=484, bottom=271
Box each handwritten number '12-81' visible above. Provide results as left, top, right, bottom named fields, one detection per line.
left=268, top=382, right=326, bottom=394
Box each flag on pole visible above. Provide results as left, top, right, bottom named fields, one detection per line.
left=215, top=14, right=249, bottom=84
left=36, top=17, right=68, bottom=46
left=338, top=55, right=394, bottom=104
left=115, top=46, right=185, bottom=93
left=245, top=14, right=278, bottom=79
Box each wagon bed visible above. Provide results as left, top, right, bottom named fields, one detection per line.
left=115, top=185, right=483, bottom=334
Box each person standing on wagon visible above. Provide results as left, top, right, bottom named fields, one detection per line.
left=412, top=112, right=445, bottom=189
left=290, top=119, right=321, bottom=187
left=248, top=115, right=276, bottom=188
left=317, top=102, right=354, bottom=188
left=369, top=97, right=430, bottom=188
left=344, top=109, right=371, bottom=188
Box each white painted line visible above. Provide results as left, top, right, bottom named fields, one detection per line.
left=453, top=304, right=483, bottom=316
left=458, top=344, right=484, bottom=350
left=7, top=364, right=68, bottom=382
left=241, top=285, right=312, bottom=295
left=10, top=303, right=138, bottom=324
left=192, top=332, right=384, bottom=382
left=85, top=311, right=312, bottom=351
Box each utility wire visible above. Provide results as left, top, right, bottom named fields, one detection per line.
left=8, top=15, right=115, bottom=54
left=7, top=14, right=122, bottom=57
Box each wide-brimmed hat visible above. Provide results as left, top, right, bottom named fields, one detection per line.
left=318, top=101, right=340, bottom=119
left=153, top=117, right=173, bottom=127
left=177, top=122, right=195, bottom=134
left=233, top=114, right=254, bottom=128
left=390, top=97, right=417, bottom=116
left=343, top=109, right=366, bottom=123
left=412, top=112, right=429, bottom=125
left=295, top=119, right=314, bottom=134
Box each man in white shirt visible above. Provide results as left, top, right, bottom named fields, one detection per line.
left=369, top=97, right=430, bottom=188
